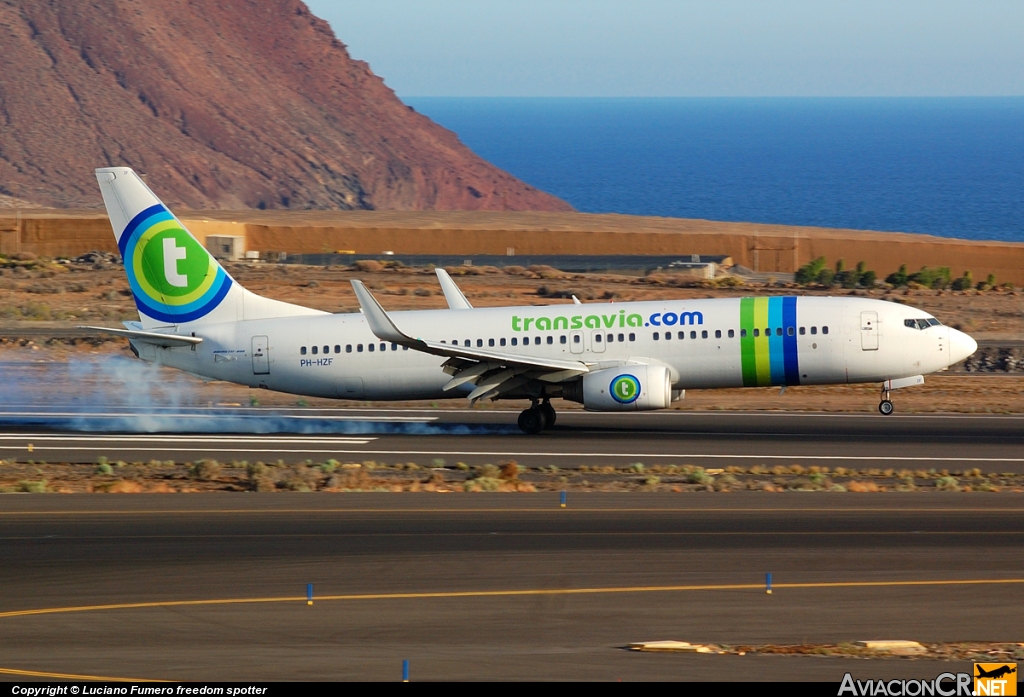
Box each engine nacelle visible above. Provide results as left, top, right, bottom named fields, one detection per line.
left=572, top=365, right=672, bottom=411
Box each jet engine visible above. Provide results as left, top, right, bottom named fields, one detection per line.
left=564, top=365, right=672, bottom=411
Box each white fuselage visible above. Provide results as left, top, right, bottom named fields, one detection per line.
left=132, top=296, right=973, bottom=403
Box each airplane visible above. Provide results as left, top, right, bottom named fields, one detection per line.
left=84, top=167, right=978, bottom=434
left=975, top=665, right=1016, bottom=680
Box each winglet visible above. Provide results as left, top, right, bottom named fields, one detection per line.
left=435, top=268, right=473, bottom=309
left=350, top=280, right=415, bottom=344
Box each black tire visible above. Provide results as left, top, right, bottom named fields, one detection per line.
left=538, top=402, right=556, bottom=429
left=879, top=400, right=894, bottom=415
left=518, top=407, right=544, bottom=434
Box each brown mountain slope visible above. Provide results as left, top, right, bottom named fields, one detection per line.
left=0, top=0, right=571, bottom=212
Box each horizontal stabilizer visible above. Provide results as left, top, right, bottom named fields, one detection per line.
left=77, top=325, right=202, bottom=347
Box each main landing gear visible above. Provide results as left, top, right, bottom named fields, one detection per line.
left=518, top=400, right=556, bottom=434
left=879, top=386, right=894, bottom=415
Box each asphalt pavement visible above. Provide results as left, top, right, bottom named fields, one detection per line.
left=0, top=494, right=1022, bottom=681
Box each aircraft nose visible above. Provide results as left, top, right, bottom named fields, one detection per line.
left=948, top=327, right=978, bottom=366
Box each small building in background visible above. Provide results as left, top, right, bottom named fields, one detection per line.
left=205, top=235, right=245, bottom=261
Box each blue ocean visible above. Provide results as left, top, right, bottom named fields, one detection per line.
left=406, top=98, right=1024, bottom=242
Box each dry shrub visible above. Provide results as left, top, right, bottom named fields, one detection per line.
left=847, top=481, right=880, bottom=492
left=190, top=460, right=222, bottom=481
left=354, top=260, right=383, bottom=272
left=284, top=464, right=321, bottom=491
left=499, top=461, right=521, bottom=480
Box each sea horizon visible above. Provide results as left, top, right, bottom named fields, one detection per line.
left=405, top=96, right=1024, bottom=243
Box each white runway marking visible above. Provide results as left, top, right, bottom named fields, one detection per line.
left=0, top=435, right=376, bottom=445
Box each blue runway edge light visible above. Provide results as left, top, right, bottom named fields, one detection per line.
left=403, top=659, right=409, bottom=682
left=766, top=572, right=773, bottom=595
left=307, top=583, right=313, bottom=606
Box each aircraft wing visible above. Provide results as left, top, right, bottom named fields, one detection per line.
left=77, top=325, right=203, bottom=347
left=351, top=280, right=588, bottom=401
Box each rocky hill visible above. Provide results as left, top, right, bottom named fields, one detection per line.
left=0, top=0, right=571, bottom=211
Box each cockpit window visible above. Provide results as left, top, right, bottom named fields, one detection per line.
left=906, top=318, right=942, bottom=330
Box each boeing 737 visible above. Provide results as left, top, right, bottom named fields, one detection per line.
left=85, top=167, right=978, bottom=433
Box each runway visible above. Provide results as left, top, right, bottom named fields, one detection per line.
left=3, top=407, right=1024, bottom=472
left=0, top=494, right=1021, bottom=681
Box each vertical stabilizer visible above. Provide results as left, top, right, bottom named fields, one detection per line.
left=96, top=167, right=325, bottom=328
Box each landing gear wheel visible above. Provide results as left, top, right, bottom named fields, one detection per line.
left=538, top=402, right=556, bottom=429
left=879, top=400, right=894, bottom=415
left=518, top=407, right=544, bottom=434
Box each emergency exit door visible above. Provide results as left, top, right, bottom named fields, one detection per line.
left=252, top=336, right=270, bottom=374
left=860, top=312, right=878, bottom=351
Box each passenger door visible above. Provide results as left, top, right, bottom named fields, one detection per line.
left=569, top=330, right=584, bottom=354
left=590, top=329, right=606, bottom=353
left=860, top=312, right=878, bottom=351
left=251, top=335, right=270, bottom=374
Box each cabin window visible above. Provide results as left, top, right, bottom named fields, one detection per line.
left=403, top=346, right=408, bottom=350
left=523, top=337, right=530, bottom=346
left=753, top=329, right=760, bottom=337
left=740, top=329, right=747, bottom=338
left=787, top=327, right=794, bottom=336
left=764, top=328, right=770, bottom=336
left=595, top=334, right=602, bottom=343
left=728, top=329, right=735, bottom=338
left=547, top=336, right=554, bottom=345
left=333, top=345, right=339, bottom=354
left=488, top=338, right=495, bottom=347
left=500, top=338, right=507, bottom=346
left=678, top=331, right=685, bottom=340
left=357, top=344, right=363, bottom=352
left=511, top=338, right=518, bottom=346
left=617, top=333, right=624, bottom=342
left=346, top=345, right=352, bottom=353
left=391, top=343, right=398, bottom=351
left=690, top=330, right=697, bottom=339
left=629, top=333, right=636, bottom=341
left=822, top=326, right=829, bottom=335
left=323, top=345, right=329, bottom=354
left=664, top=332, right=671, bottom=341
left=811, top=326, right=817, bottom=335
left=312, top=346, right=318, bottom=355
left=300, top=346, right=307, bottom=355
left=535, top=337, right=541, bottom=345
left=653, top=332, right=659, bottom=340
left=368, top=344, right=374, bottom=352
left=477, top=339, right=483, bottom=347
left=607, top=334, right=614, bottom=343
left=380, top=343, right=386, bottom=351
left=799, top=327, right=806, bottom=335
left=702, top=330, right=708, bottom=339
left=560, top=335, right=567, bottom=344
left=715, top=330, right=722, bottom=339
left=573, top=334, right=581, bottom=343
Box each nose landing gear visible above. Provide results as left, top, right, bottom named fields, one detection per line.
left=518, top=399, right=556, bottom=434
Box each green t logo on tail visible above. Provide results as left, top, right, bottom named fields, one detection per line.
left=121, top=204, right=233, bottom=323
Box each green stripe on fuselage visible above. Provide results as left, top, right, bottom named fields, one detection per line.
left=740, top=298, right=756, bottom=386
left=740, top=297, right=773, bottom=387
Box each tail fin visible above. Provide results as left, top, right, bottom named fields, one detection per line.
left=96, top=167, right=324, bottom=328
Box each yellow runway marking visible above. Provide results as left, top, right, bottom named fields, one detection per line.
left=3, top=578, right=1024, bottom=621
left=0, top=666, right=167, bottom=682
